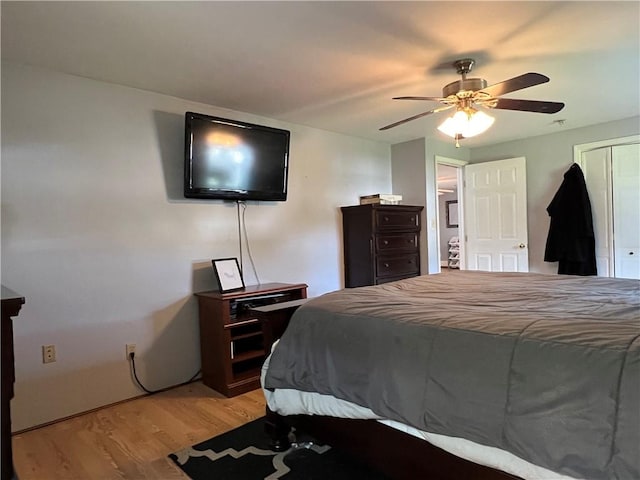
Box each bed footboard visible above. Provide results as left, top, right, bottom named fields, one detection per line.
left=264, top=408, right=522, bottom=480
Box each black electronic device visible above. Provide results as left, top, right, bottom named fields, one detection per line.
left=184, top=112, right=290, bottom=201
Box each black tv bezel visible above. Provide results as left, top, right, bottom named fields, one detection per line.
left=183, top=112, right=290, bottom=201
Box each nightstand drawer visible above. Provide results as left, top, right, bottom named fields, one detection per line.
left=375, top=233, right=419, bottom=252
left=376, top=254, right=419, bottom=278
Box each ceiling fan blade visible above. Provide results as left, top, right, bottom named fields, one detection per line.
left=379, top=105, right=454, bottom=131
left=480, top=72, right=550, bottom=97
left=490, top=98, right=565, bottom=114
left=393, top=96, right=445, bottom=102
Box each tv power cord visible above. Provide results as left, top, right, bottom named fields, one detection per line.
left=128, top=351, right=201, bottom=395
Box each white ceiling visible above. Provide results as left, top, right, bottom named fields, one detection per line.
left=2, top=1, right=639, bottom=147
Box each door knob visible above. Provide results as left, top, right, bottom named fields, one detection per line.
left=518, top=243, right=526, bottom=249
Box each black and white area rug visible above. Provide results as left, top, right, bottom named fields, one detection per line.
left=169, top=417, right=389, bottom=479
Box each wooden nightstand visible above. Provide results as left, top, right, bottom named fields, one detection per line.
left=195, top=283, right=307, bottom=397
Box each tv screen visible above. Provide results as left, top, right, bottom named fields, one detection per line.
left=184, top=112, right=290, bottom=201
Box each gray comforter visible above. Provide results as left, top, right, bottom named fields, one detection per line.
left=264, top=271, right=640, bottom=480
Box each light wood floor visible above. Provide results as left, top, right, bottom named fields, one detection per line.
left=12, top=382, right=266, bottom=480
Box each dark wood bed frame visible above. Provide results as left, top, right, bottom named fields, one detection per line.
left=265, top=408, right=522, bottom=480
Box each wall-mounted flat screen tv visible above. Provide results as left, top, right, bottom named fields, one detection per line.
left=184, top=112, right=290, bottom=201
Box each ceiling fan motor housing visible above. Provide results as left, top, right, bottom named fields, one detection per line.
left=443, top=78, right=488, bottom=98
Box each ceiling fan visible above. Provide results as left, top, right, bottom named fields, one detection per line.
left=380, top=58, right=565, bottom=143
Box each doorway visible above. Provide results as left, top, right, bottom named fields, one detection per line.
left=434, top=156, right=530, bottom=273
left=436, top=157, right=467, bottom=271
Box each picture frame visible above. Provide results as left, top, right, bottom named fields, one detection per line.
left=211, top=257, right=245, bottom=293
left=446, top=200, right=459, bottom=228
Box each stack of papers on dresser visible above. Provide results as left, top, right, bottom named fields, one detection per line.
left=359, top=194, right=403, bottom=205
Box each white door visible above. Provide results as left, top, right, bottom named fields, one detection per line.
left=578, top=141, right=640, bottom=279
left=464, top=157, right=529, bottom=272
left=580, top=148, right=614, bottom=276
left=612, top=144, right=640, bottom=279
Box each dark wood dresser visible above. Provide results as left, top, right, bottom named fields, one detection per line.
left=2, top=286, right=24, bottom=480
left=341, top=204, right=424, bottom=287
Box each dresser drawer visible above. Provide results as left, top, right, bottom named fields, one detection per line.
left=375, top=233, right=419, bottom=253
left=375, top=254, right=419, bottom=278
left=374, top=210, right=420, bottom=231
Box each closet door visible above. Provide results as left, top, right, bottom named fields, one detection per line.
left=612, top=144, right=640, bottom=279
left=580, top=142, right=640, bottom=279
left=580, top=148, right=613, bottom=277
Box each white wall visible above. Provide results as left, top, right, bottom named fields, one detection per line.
left=470, top=116, right=640, bottom=273
left=1, top=62, right=391, bottom=430
left=390, top=139, right=428, bottom=273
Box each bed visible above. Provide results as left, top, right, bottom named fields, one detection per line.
left=261, top=271, right=640, bottom=480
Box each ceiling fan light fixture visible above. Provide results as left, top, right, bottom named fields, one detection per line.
left=437, top=108, right=495, bottom=139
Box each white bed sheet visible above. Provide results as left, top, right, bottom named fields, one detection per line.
left=261, top=349, right=579, bottom=480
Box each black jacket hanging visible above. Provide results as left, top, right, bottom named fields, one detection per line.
left=544, top=163, right=597, bottom=276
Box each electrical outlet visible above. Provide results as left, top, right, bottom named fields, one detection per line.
left=126, top=343, right=136, bottom=359
left=42, top=345, right=56, bottom=363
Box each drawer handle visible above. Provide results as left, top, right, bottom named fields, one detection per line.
left=384, top=263, right=389, bottom=268
left=383, top=240, right=389, bottom=245
left=383, top=216, right=389, bottom=222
